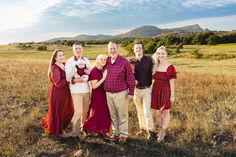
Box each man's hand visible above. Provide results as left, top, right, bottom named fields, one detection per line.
left=128, top=95, right=133, bottom=100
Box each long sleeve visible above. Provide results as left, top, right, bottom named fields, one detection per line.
left=65, top=58, right=76, bottom=82
left=51, top=66, right=68, bottom=88
left=125, top=62, right=135, bottom=96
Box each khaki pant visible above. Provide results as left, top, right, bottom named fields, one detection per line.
left=71, top=93, right=90, bottom=134
left=134, top=87, right=154, bottom=131
left=106, top=90, right=129, bottom=137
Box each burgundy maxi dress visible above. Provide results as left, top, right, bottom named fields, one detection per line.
left=83, top=67, right=111, bottom=134
left=41, top=64, right=74, bottom=137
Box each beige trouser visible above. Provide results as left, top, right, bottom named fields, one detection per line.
left=134, top=87, right=155, bottom=132
left=71, top=93, right=90, bottom=134
left=106, top=90, right=129, bottom=137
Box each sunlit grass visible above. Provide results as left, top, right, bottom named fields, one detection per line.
left=0, top=44, right=235, bottom=156
left=170, top=58, right=236, bottom=76
left=0, top=44, right=128, bottom=60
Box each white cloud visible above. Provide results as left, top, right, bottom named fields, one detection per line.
left=157, top=14, right=236, bottom=31
left=0, top=0, right=63, bottom=31
left=62, top=0, right=147, bottom=17
left=182, top=0, right=236, bottom=7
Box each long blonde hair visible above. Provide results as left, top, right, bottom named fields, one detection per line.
left=95, top=54, right=107, bottom=67
left=48, top=49, right=63, bottom=77
left=152, top=46, right=167, bottom=74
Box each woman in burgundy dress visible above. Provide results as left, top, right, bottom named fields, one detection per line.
left=41, top=49, right=74, bottom=138
left=151, top=46, right=177, bottom=142
left=83, top=54, right=111, bottom=138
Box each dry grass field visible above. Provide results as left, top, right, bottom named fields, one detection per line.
left=0, top=44, right=235, bottom=156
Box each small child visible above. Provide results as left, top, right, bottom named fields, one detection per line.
left=74, top=59, right=89, bottom=82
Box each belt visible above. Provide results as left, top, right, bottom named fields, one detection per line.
left=136, top=86, right=150, bottom=89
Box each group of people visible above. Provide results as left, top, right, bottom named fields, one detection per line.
left=41, top=41, right=176, bottom=144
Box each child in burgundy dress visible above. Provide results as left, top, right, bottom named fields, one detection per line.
left=151, top=46, right=177, bottom=142
left=83, top=54, right=111, bottom=138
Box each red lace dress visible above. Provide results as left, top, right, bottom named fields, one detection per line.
left=151, top=65, right=177, bottom=110
left=41, top=64, right=74, bottom=137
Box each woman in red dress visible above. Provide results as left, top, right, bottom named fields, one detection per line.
left=151, top=46, right=177, bottom=142
left=83, top=54, right=111, bottom=138
left=41, top=49, right=74, bottom=138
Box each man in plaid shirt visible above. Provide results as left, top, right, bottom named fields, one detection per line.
left=104, top=41, right=135, bottom=143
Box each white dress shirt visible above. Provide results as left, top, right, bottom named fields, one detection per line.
left=65, top=56, right=92, bottom=93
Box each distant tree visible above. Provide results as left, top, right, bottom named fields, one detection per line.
left=183, top=35, right=193, bottom=45
left=144, top=39, right=156, bottom=54
left=37, top=45, right=47, bottom=51
left=66, top=40, right=85, bottom=47
left=165, top=36, right=181, bottom=46
left=178, top=42, right=183, bottom=49
left=207, top=35, right=220, bottom=45
left=175, top=47, right=180, bottom=54
left=156, top=40, right=166, bottom=48
left=126, top=43, right=134, bottom=56
left=192, top=32, right=213, bottom=45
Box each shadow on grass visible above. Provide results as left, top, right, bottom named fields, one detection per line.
left=22, top=123, right=235, bottom=157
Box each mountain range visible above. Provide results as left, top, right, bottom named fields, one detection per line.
left=46, top=24, right=204, bottom=42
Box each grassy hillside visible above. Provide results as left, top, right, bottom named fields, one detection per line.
left=0, top=44, right=128, bottom=60
left=0, top=44, right=235, bottom=156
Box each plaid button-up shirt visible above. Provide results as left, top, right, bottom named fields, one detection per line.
left=104, top=55, right=135, bottom=96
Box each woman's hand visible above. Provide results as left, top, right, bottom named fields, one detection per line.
left=102, top=70, right=107, bottom=80
left=74, top=77, right=83, bottom=83
left=170, top=95, right=175, bottom=102
left=84, top=69, right=90, bottom=74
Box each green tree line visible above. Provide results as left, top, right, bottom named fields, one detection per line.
left=16, top=31, right=236, bottom=55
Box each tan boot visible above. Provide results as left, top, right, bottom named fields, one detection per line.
left=135, top=129, right=146, bottom=137
left=79, top=131, right=87, bottom=141
left=157, top=128, right=166, bottom=142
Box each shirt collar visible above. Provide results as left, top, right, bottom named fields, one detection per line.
left=136, top=54, right=144, bottom=61
left=74, top=56, right=84, bottom=61
left=109, top=55, right=120, bottom=64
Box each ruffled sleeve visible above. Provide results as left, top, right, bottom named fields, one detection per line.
left=152, top=72, right=158, bottom=80
left=89, top=68, right=99, bottom=81
left=167, top=65, right=177, bottom=79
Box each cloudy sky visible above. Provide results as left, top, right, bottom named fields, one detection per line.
left=0, top=0, right=236, bottom=44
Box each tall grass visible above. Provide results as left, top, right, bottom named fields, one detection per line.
left=0, top=56, right=235, bottom=156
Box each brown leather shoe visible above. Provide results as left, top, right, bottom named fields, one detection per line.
left=102, top=132, right=111, bottom=139
left=135, top=129, right=146, bottom=137
left=108, top=134, right=119, bottom=141
left=119, top=136, right=127, bottom=144
left=148, top=131, right=157, bottom=140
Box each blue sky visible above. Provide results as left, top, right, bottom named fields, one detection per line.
left=0, top=0, right=236, bottom=44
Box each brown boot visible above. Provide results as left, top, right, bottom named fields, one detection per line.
left=135, top=129, right=146, bottom=137
left=119, top=136, right=127, bottom=144
left=79, top=131, right=87, bottom=141
left=147, top=130, right=157, bottom=140
left=108, top=134, right=119, bottom=141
